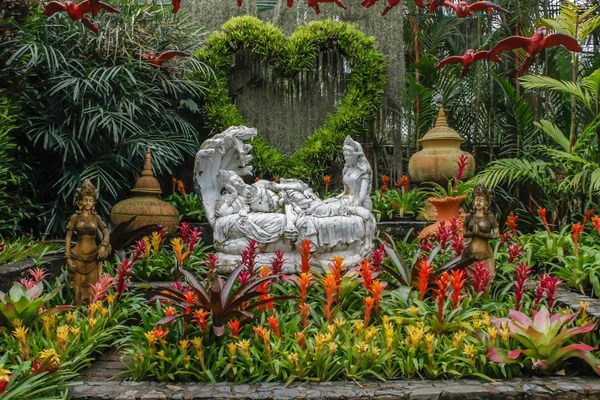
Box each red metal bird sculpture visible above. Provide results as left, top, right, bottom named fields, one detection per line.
left=307, top=0, right=347, bottom=14
left=428, top=0, right=446, bottom=12
left=288, top=0, right=294, bottom=6
left=489, top=26, right=583, bottom=75
left=443, top=0, right=508, bottom=18
left=141, top=51, right=190, bottom=74
left=171, top=0, right=181, bottom=13
left=435, top=49, right=497, bottom=78
left=43, top=0, right=119, bottom=33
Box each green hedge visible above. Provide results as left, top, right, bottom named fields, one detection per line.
left=194, top=16, right=386, bottom=183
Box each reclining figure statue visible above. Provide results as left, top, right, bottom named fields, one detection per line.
left=194, top=126, right=376, bottom=270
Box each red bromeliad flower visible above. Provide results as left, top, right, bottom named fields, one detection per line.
left=268, top=315, right=281, bottom=339
left=584, top=210, right=595, bottom=227
left=131, top=238, right=147, bottom=262
left=449, top=269, right=466, bottom=309
left=436, top=221, right=451, bottom=249
left=472, top=262, right=492, bottom=295
left=371, top=243, right=385, bottom=272
left=379, top=175, right=390, bottom=200
left=357, top=258, right=374, bottom=292
left=539, top=273, right=562, bottom=309
left=538, top=207, right=551, bottom=233
left=323, top=175, right=331, bottom=193
left=298, top=272, right=313, bottom=301
left=257, top=266, right=274, bottom=312
left=253, top=326, right=269, bottom=341
left=228, top=319, right=241, bottom=339
left=296, top=332, right=306, bottom=347
left=179, top=222, right=191, bottom=244
left=420, top=240, right=434, bottom=253
left=188, top=228, right=202, bottom=252
left=416, top=259, right=433, bottom=300
left=450, top=235, right=465, bottom=256
left=171, top=177, right=177, bottom=193
left=204, top=254, right=218, bottom=275
left=298, top=239, right=314, bottom=274
left=396, top=175, right=410, bottom=193
left=453, top=154, right=471, bottom=188
left=270, top=250, right=285, bottom=276
left=364, top=296, right=375, bottom=326
left=507, top=243, right=524, bottom=263
left=241, top=240, right=259, bottom=275
left=238, top=269, right=251, bottom=285
left=514, top=262, right=531, bottom=311
left=274, top=177, right=279, bottom=183
left=432, top=272, right=450, bottom=324
left=183, top=289, right=196, bottom=303
left=593, top=216, right=600, bottom=235
left=28, top=267, right=48, bottom=285
left=115, top=258, right=134, bottom=299
left=506, top=213, right=519, bottom=237
left=499, top=231, right=512, bottom=248
left=573, top=222, right=583, bottom=257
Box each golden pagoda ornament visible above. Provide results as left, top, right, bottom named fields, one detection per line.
left=110, top=149, right=179, bottom=233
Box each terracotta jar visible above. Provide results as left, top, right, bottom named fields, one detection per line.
left=418, top=196, right=466, bottom=239
left=111, top=149, right=179, bottom=233
left=408, top=106, right=475, bottom=184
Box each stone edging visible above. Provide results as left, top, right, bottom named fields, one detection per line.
left=69, top=376, right=600, bottom=399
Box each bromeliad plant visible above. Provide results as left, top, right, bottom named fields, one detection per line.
left=487, top=306, right=600, bottom=374
left=153, top=246, right=294, bottom=336
left=167, top=179, right=205, bottom=222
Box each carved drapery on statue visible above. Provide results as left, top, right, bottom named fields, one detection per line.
left=194, top=126, right=376, bottom=270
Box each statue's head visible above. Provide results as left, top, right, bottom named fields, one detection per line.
left=75, top=179, right=97, bottom=214
left=218, top=170, right=246, bottom=195
left=342, top=136, right=364, bottom=163
left=472, top=181, right=492, bottom=212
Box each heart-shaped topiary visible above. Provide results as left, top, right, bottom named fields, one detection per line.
left=194, top=16, right=386, bottom=184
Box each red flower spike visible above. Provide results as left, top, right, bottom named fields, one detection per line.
left=323, top=175, right=331, bottom=193
left=268, top=316, right=281, bottom=339
left=514, top=262, right=531, bottom=311
left=298, top=239, right=314, bottom=274
left=472, top=261, right=492, bottom=295
left=538, top=207, right=552, bottom=233
left=363, top=296, right=375, bottom=326
left=449, top=269, right=466, bottom=309
left=573, top=222, right=583, bottom=257
left=507, top=243, right=524, bottom=263
left=416, top=259, right=433, bottom=300
left=593, top=216, right=600, bottom=235
left=357, top=258, right=374, bottom=292
left=228, top=319, right=241, bottom=339
left=453, top=155, right=471, bottom=188
left=506, top=213, right=519, bottom=237
left=584, top=210, right=594, bottom=227
left=432, top=272, right=450, bottom=324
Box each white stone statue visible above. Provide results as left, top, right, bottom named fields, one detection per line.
left=194, top=126, right=376, bottom=270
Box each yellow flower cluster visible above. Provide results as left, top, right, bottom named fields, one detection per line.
left=38, top=349, right=61, bottom=367
left=452, top=330, right=468, bottom=348
left=0, top=365, right=10, bottom=382
left=405, top=325, right=425, bottom=349
left=382, top=316, right=395, bottom=351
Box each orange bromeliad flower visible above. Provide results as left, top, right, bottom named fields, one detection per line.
left=584, top=210, right=595, bottom=226
left=432, top=272, right=450, bottom=325
left=164, top=306, right=177, bottom=316
left=295, top=332, right=306, bottom=347
left=299, top=303, right=310, bottom=329
left=177, top=180, right=187, bottom=199
left=369, top=280, right=384, bottom=317
left=267, top=316, right=281, bottom=338
left=506, top=213, right=519, bottom=237
left=192, top=309, right=210, bottom=332
left=329, top=256, right=345, bottom=302
left=449, top=269, right=466, bottom=309
left=593, top=216, right=600, bottom=235
left=183, top=290, right=195, bottom=304
left=298, top=239, right=314, bottom=273
left=363, top=296, right=375, bottom=326
left=151, top=326, right=169, bottom=343
left=323, top=274, right=337, bottom=323
left=228, top=319, right=241, bottom=339
left=416, top=259, right=433, bottom=300
left=357, top=258, right=374, bottom=292
left=323, top=175, right=331, bottom=193
left=538, top=207, right=551, bottom=233
left=298, top=272, right=313, bottom=300
left=171, top=237, right=190, bottom=265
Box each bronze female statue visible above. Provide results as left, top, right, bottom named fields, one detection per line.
left=64, top=179, right=111, bottom=305
left=463, top=182, right=499, bottom=275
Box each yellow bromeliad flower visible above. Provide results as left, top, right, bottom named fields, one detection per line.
left=0, top=365, right=10, bottom=382
left=472, top=319, right=482, bottom=331
left=70, top=326, right=80, bottom=336
left=89, top=317, right=97, bottom=330
left=487, top=326, right=498, bottom=346
left=191, top=337, right=203, bottom=350
left=11, top=319, right=23, bottom=329
left=580, top=301, right=590, bottom=316
left=364, top=326, right=379, bottom=343
left=356, top=341, right=369, bottom=353
left=237, top=339, right=251, bottom=358
left=327, top=324, right=336, bottom=336
left=314, top=332, right=332, bottom=352
left=42, top=315, right=55, bottom=337
left=425, top=333, right=435, bottom=354
left=394, top=317, right=403, bottom=327
left=151, top=232, right=162, bottom=254
left=328, top=342, right=338, bottom=354
left=500, top=325, right=510, bottom=343
left=384, top=322, right=395, bottom=351
left=38, top=349, right=60, bottom=366
left=371, top=346, right=381, bottom=357
left=353, top=321, right=364, bottom=336
left=12, top=326, right=28, bottom=343
left=334, top=317, right=347, bottom=328
left=157, top=350, right=167, bottom=360
left=406, top=325, right=424, bottom=349
left=88, top=302, right=102, bottom=316
left=106, top=294, right=115, bottom=305
left=382, top=315, right=390, bottom=325
left=65, top=311, right=76, bottom=325
left=452, top=330, right=468, bottom=348
left=56, top=325, right=69, bottom=343
left=228, top=342, right=237, bottom=357
left=409, top=306, right=419, bottom=315
left=183, top=355, right=191, bottom=369
left=145, top=331, right=157, bottom=345
left=100, top=307, right=109, bottom=318
left=179, top=340, right=189, bottom=350
left=463, top=344, right=476, bottom=359
left=288, top=352, right=299, bottom=364
left=143, top=236, right=151, bottom=258
left=481, top=312, right=491, bottom=327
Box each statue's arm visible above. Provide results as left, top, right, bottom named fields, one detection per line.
left=65, top=216, right=76, bottom=271
left=463, top=216, right=475, bottom=238
left=97, top=216, right=110, bottom=260
left=358, top=178, right=370, bottom=205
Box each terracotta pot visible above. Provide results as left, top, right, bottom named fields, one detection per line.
left=408, top=106, right=475, bottom=184
left=111, top=149, right=179, bottom=233
left=418, top=196, right=466, bottom=239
